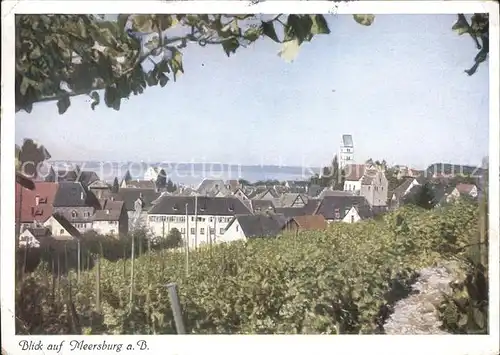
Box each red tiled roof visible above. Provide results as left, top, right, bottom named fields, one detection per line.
left=344, top=164, right=366, bottom=181
left=291, top=215, right=327, bottom=230
left=456, top=183, right=476, bottom=195
left=15, top=182, right=59, bottom=223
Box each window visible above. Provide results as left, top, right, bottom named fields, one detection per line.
left=351, top=215, right=355, bottom=223
left=334, top=208, right=340, bottom=219
left=209, top=228, right=215, bottom=235
left=190, top=228, right=195, bottom=235
left=220, top=228, right=225, bottom=234
left=236, top=225, right=239, bottom=232
left=191, top=217, right=195, bottom=222
left=209, top=217, right=214, bottom=223
left=200, top=228, right=205, bottom=235
left=110, top=229, right=115, bottom=234
left=71, top=210, right=77, bottom=218
left=181, top=228, right=186, bottom=234
left=368, top=186, right=371, bottom=190
left=60, top=229, right=65, bottom=235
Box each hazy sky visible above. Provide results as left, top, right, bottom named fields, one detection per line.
left=15, top=14, right=489, bottom=169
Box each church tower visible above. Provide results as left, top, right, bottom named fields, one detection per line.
left=339, top=134, right=354, bottom=169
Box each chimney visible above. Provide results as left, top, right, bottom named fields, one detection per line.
left=106, top=209, right=110, bottom=215
left=35, top=195, right=40, bottom=206
left=80, top=192, right=84, bottom=200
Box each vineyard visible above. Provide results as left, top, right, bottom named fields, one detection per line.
left=16, top=200, right=486, bottom=334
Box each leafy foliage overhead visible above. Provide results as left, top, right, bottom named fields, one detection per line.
left=15, top=13, right=489, bottom=114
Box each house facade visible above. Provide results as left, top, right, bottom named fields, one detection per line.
left=43, top=214, right=81, bottom=241
left=313, top=195, right=372, bottom=223
left=52, top=182, right=100, bottom=233
left=144, top=166, right=160, bottom=182
left=390, top=178, right=421, bottom=209
left=220, top=214, right=287, bottom=243
left=92, top=200, right=129, bottom=237
left=147, top=196, right=253, bottom=248
left=343, top=164, right=388, bottom=207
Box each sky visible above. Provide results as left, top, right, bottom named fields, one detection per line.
left=15, top=14, right=489, bottom=170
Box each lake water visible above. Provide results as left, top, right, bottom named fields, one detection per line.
left=48, top=161, right=320, bottom=187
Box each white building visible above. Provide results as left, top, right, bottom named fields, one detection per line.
left=343, top=164, right=388, bottom=207
left=147, top=196, right=253, bottom=248
left=144, top=166, right=160, bottom=182
left=339, top=134, right=354, bottom=169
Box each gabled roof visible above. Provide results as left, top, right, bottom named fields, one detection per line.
left=117, top=188, right=161, bottom=211
left=273, top=193, right=308, bottom=208
left=53, top=182, right=99, bottom=208
left=88, top=180, right=111, bottom=189
left=274, top=207, right=308, bottom=218
left=254, top=188, right=279, bottom=200
left=93, top=200, right=125, bottom=221
left=318, top=189, right=354, bottom=199
left=123, top=180, right=157, bottom=190
left=344, top=164, right=366, bottom=181
left=391, top=178, right=419, bottom=200
left=251, top=199, right=275, bottom=213
left=51, top=213, right=81, bottom=238
left=196, top=179, right=230, bottom=196
left=227, top=214, right=287, bottom=238
left=15, top=181, right=59, bottom=223
left=307, top=184, right=324, bottom=198
left=455, top=183, right=477, bottom=195
left=314, top=195, right=369, bottom=220
left=148, top=196, right=252, bottom=216
left=287, top=215, right=327, bottom=230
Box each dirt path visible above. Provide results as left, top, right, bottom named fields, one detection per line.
left=383, top=262, right=462, bottom=334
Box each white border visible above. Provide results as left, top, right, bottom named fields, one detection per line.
left=1, top=1, right=499, bottom=355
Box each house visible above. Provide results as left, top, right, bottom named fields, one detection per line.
left=272, top=193, right=309, bottom=208
left=252, top=188, right=280, bottom=200
left=317, top=188, right=354, bottom=199
left=19, top=227, right=52, bottom=248
left=52, top=182, right=100, bottom=233
left=446, top=183, right=479, bottom=203
left=396, top=166, right=422, bottom=180
left=274, top=199, right=321, bottom=218
left=196, top=179, right=231, bottom=197
left=232, top=187, right=250, bottom=201
left=339, top=134, right=354, bottom=169
left=144, top=166, right=160, bottom=182
left=147, top=195, right=253, bottom=247
left=343, top=164, right=388, bottom=207
left=307, top=184, right=324, bottom=198
left=15, top=181, right=59, bottom=232
left=282, top=215, right=327, bottom=234
left=88, top=180, right=112, bottom=200
left=284, top=180, right=309, bottom=193
left=250, top=199, right=275, bottom=213
left=314, top=195, right=371, bottom=223
left=92, top=199, right=128, bottom=237
left=220, top=213, right=287, bottom=243
left=43, top=213, right=81, bottom=241
left=48, top=167, right=100, bottom=188
left=226, top=179, right=240, bottom=192
left=116, top=188, right=161, bottom=229
left=389, top=178, right=421, bottom=209
left=121, top=179, right=157, bottom=190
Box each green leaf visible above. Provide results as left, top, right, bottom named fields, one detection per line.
left=159, top=73, right=169, bottom=87
left=472, top=308, right=485, bottom=329
left=57, top=95, right=71, bottom=115
left=452, top=14, right=471, bottom=36
left=262, top=21, right=280, bottom=43
left=353, top=14, right=375, bottom=26
left=311, top=15, right=330, bottom=35
left=278, top=38, right=301, bottom=63
left=221, top=38, right=240, bottom=57
left=90, top=91, right=100, bottom=110
left=286, top=15, right=313, bottom=44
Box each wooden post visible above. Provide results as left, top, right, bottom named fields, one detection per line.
left=95, top=256, right=101, bottom=313
left=167, top=283, right=186, bottom=334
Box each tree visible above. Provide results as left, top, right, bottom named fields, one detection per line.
left=166, top=178, right=176, bottom=193
left=165, top=228, right=183, bottom=249
left=111, top=177, right=120, bottom=193
left=45, top=166, right=57, bottom=182
left=404, top=183, right=436, bottom=210
left=123, top=170, right=132, bottom=184
left=15, top=14, right=488, bottom=114
left=156, top=169, right=167, bottom=189
left=16, top=139, right=51, bottom=178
